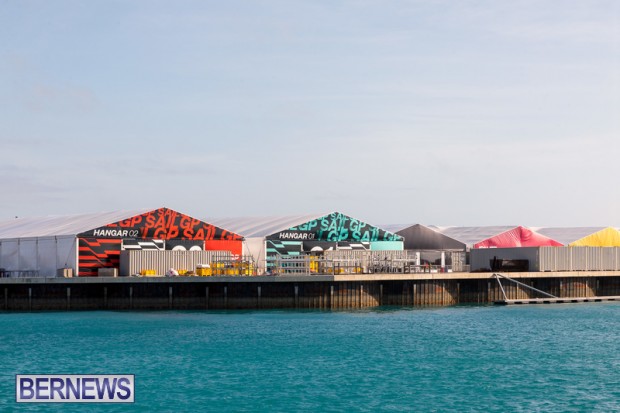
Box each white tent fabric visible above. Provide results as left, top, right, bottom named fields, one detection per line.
left=18, top=239, right=37, bottom=270
left=378, top=223, right=416, bottom=234
left=210, top=218, right=620, bottom=250
left=0, top=209, right=152, bottom=276
left=0, top=235, right=77, bottom=276
left=432, top=226, right=614, bottom=247
left=1, top=240, right=18, bottom=270
left=207, top=214, right=329, bottom=238
left=533, top=227, right=607, bottom=246
left=430, top=226, right=517, bottom=247
left=0, top=209, right=152, bottom=239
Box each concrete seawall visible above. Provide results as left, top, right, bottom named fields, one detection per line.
left=2, top=272, right=620, bottom=311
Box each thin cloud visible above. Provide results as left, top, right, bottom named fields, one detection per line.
left=23, top=83, right=100, bottom=114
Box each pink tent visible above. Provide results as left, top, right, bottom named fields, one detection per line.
left=474, top=226, right=563, bottom=248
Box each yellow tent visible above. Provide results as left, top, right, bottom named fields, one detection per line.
left=569, top=227, right=620, bottom=247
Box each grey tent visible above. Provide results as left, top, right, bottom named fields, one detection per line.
left=394, top=224, right=466, bottom=251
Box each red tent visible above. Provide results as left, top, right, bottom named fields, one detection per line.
left=474, top=226, right=563, bottom=248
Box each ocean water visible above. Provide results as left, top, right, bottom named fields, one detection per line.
left=1, top=304, right=620, bottom=412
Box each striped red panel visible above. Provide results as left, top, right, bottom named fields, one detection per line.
left=78, top=238, right=122, bottom=277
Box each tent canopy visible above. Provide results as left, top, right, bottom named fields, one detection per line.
left=78, top=207, right=242, bottom=241
left=210, top=212, right=402, bottom=242
left=474, top=226, right=563, bottom=248
left=392, top=224, right=466, bottom=251
left=535, top=227, right=607, bottom=246
left=207, top=213, right=328, bottom=238
left=431, top=226, right=516, bottom=247
left=0, top=209, right=152, bottom=239
left=569, top=227, right=620, bottom=247
left=0, top=208, right=243, bottom=241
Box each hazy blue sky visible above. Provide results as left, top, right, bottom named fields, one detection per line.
left=1, top=0, right=618, bottom=226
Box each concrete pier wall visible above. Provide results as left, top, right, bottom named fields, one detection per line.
left=1, top=272, right=618, bottom=311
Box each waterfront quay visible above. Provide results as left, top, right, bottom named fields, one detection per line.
left=3, top=271, right=620, bottom=311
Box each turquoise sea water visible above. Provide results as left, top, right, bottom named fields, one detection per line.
left=1, top=304, right=620, bottom=412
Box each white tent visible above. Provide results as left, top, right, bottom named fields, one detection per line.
left=208, top=212, right=404, bottom=272
left=429, top=226, right=516, bottom=248
left=534, top=227, right=607, bottom=246
left=208, top=214, right=326, bottom=271
left=0, top=209, right=151, bottom=277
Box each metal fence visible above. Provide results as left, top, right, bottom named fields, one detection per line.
left=0, top=269, right=40, bottom=278
left=266, top=250, right=466, bottom=275
left=540, top=246, right=620, bottom=271
left=119, top=249, right=470, bottom=277
left=208, top=256, right=257, bottom=276
left=471, top=246, right=620, bottom=272
left=120, top=250, right=234, bottom=276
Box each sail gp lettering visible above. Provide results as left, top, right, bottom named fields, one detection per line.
left=273, top=213, right=402, bottom=242
left=316, top=213, right=388, bottom=242
left=80, top=208, right=242, bottom=241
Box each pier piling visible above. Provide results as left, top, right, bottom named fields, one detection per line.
left=257, top=286, right=261, bottom=309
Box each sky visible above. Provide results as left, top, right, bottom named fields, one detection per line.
left=1, top=0, right=619, bottom=227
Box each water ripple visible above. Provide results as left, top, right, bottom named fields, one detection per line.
left=1, top=304, right=620, bottom=412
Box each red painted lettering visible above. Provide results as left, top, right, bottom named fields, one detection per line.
left=180, top=216, right=191, bottom=230
left=153, top=228, right=166, bottom=238
left=118, top=219, right=132, bottom=228
left=154, top=214, right=166, bottom=229
left=146, top=213, right=155, bottom=227
left=167, top=226, right=179, bottom=239
left=130, top=216, right=142, bottom=227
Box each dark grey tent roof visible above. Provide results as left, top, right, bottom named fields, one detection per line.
left=395, top=224, right=466, bottom=251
